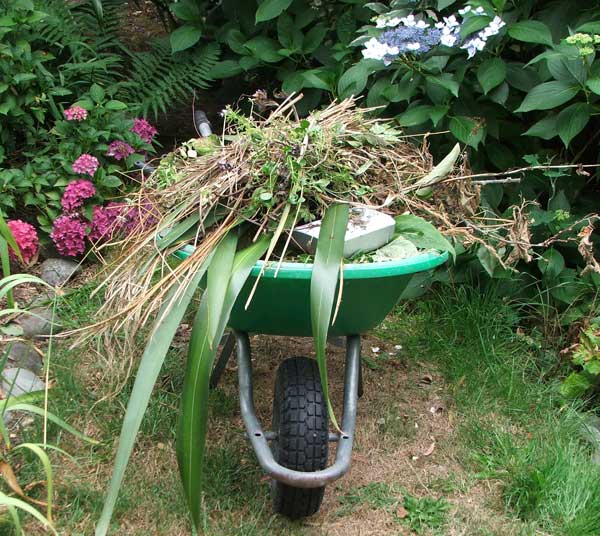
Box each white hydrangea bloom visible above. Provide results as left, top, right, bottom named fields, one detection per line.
left=406, top=42, right=421, bottom=50
left=416, top=20, right=430, bottom=29
left=461, top=37, right=487, bottom=58
left=387, top=17, right=402, bottom=27
left=475, top=6, right=485, bottom=14
left=362, top=37, right=387, bottom=60
left=443, top=15, right=460, bottom=28
left=458, top=6, right=471, bottom=15
left=440, top=33, right=458, bottom=47
left=400, top=14, right=416, bottom=27
left=362, top=38, right=400, bottom=61
left=376, top=17, right=387, bottom=28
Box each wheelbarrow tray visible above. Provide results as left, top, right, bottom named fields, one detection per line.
left=174, top=245, right=447, bottom=336
left=228, top=252, right=448, bottom=336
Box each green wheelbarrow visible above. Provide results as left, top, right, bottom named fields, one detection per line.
left=177, top=247, right=448, bottom=519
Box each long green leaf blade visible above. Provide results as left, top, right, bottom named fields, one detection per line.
left=95, top=264, right=209, bottom=536
left=6, top=504, right=22, bottom=535
left=14, top=443, right=54, bottom=521
left=177, top=235, right=269, bottom=531
left=90, top=0, right=103, bottom=19
left=0, top=212, right=22, bottom=263
left=5, top=404, right=97, bottom=444
left=0, top=491, right=56, bottom=535
left=310, top=203, right=349, bottom=431
left=0, top=239, right=14, bottom=309
left=206, top=232, right=238, bottom=347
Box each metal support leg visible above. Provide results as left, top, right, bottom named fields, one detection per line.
left=209, top=332, right=235, bottom=389
left=236, top=330, right=361, bottom=488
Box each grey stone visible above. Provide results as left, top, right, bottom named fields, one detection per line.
left=30, top=289, right=57, bottom=308
left=1, top=368, right=45, bottom=396
left=7, top=342, right=43, bottom=374
left=18, top=307, right=60, bottom=338
left=40, top=258, right=80, bottom=287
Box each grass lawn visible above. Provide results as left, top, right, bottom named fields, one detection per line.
left=7, top=282, right=600, bottom=535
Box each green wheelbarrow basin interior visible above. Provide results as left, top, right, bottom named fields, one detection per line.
left=227, top=251, right=448, bottom=336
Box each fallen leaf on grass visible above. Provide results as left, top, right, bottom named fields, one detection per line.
left=0, top=461, right=47, bottom=507
left=422, top=441, right=436, bottom=457
left=397, top=504, right=408, bottom=518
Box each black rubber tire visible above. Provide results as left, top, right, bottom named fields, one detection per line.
left=271, top=357, right=329, bottom=519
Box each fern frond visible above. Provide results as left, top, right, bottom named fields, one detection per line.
left=118, top=40, right=221, bottom=118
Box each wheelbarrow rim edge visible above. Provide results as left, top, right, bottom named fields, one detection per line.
left=174, top=246, right=448, bottom=279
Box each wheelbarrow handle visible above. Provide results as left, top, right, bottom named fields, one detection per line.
left=235, top=330, right=361, bottom=489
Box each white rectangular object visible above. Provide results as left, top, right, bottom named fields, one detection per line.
left=292, top=207, right=395, bottom=258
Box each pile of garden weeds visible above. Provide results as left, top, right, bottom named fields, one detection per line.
left=89, top=95, right=536, bottom=349
left=87, top=94, right=599, bottom=363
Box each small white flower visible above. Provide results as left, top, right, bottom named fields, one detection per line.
left=416, top=20, right=430, bottom=29
left=406, top=42, right=421, bottom=51
left=458, top=6, right=472, bottom=15
left=444, top=15, right=460, bottom=28
left=362, top=37, right=386, bottom=60
left=461, top=37, right=487, bottom=58
left=376, top=17, right=387, bottom=28
left=386, top=17, right=401, bottom=27
left=435, top=21, right=445, bottom=29
left=440, top=33, right=457, bottom=47
left=400, top=14, right=416, bottom=27
left=187, top=149, right=198, bottom=158
left=479, top=17, right=505, bottom=39
left=371, top=346, right=380, bottom=353
left=388, top=45, right=400, bottom=55
left=489, top=15, right=506, bottom=31
left=475, top=6, right=485, bottom=13
left=219, top=109, right=227, bottom=117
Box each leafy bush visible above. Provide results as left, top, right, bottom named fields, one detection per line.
left=4, top=85, right=156, bottom=232
left=0, top=0, right=217, bottom=228
left=561, top=319, right=600, bottom=398
left=0, top=0, right=123, bottom=159
left=152, top=0, right=371, bottom=113
left=349, top=1, right=600, bottom=164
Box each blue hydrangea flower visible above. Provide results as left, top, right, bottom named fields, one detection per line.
left=378, top=25, right=443, bottom=61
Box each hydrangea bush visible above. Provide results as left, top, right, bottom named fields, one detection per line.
left=1, top=82, right=158, bottom=235
left=345, top=1, right=599, bottom=163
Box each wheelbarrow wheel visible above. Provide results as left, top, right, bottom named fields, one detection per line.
left=271, top=357, right=329, bottom=519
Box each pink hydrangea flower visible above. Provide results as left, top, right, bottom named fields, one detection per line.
left=6, top=220, right=39, bottom=264
left=72, top=154, right=99, bottom=176
left=106, top=140, right=135, bottom=161
left=61, top=179, right=96, bottom=213
left=50, top=215, right=87, bottom=257
left=131, top=118, right=157, bottom=143
left=89, top=205, right=119, bottom=242
left=64, top=106, right=88, bottom=121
